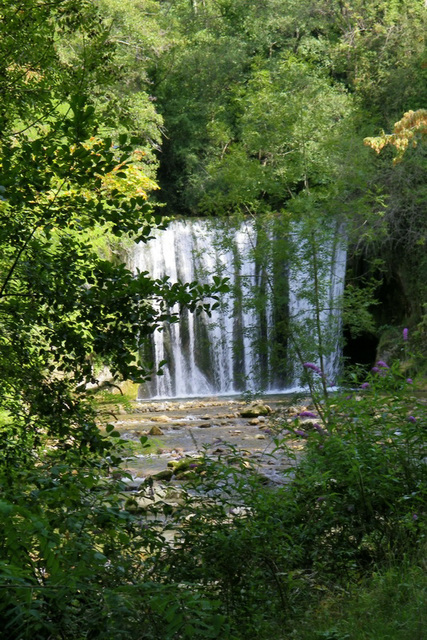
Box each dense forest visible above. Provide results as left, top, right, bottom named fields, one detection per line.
left=0, top=1, right=426, bottom=638
left=104, top=0, right=427, bottom=367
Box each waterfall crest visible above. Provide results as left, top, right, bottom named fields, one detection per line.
left=132, top=218, right=346, bottom=398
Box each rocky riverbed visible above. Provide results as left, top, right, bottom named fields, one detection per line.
left=109, top=395, right=317, bottom=489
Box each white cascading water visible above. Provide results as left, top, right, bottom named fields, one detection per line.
left=288, top=226, right=347, bottom=385
left=132, top=218, right=346, bottom=398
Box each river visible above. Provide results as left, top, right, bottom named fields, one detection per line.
left=111, top=394, right=313, bottom=488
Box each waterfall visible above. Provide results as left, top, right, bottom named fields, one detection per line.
left=288, top=224, right=347, bottom=385
left=132, top=217, right=346, bottom=398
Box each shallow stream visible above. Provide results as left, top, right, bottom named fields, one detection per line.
left=111, top=395, right=311, bottom=488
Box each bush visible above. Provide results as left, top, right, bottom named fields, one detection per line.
left=149, top=361, right=426, bottom=638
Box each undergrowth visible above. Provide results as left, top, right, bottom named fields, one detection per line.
left=0, top=358, right=425, bottom=638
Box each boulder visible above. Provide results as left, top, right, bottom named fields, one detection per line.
left=240, top=403, right=272, bottom=418
left=151, top=415, right=171, bottom=423
left=167, top=457, right=201, bottom=473
left=148, top=425, right=164, bottom=436
left=153, top=469, right=173, bottom=481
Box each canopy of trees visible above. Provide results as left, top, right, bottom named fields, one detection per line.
left=98, top=0, right=426, bottom=324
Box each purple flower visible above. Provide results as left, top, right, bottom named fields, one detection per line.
left=294, top=429, right=307, bottom=438
left=360, top=382, right=370, bottom=389
left=371, top=366, right=380, bottom=373
left=303, top=362, right=322, bottom=375
left=377, top=360, right=389, bottom=369
left=299, top=411, right=317, bottom=418
left=314, top=423, right=330, bottom=436
left=408, top=416, right=417, bottom=423
left=406, top=378, right=413, bottom=384
left=316, top=496, right=326, bottom=503
left=189, top=463, right=199, bottom=469
left=412, top=514, right=418, bottom=521
left=403, top=328, right=408, bottom=341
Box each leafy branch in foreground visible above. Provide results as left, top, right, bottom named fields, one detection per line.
left=0, top=96, right=225, bottom=386
left=0, top=3, right=229, bottom=637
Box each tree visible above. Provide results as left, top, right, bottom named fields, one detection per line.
left=362, top=109, right=427, bottom=329
left=364, top=109, right=427, bottom=162
left=0, top=2, right=226, bottom=635
left=197, top=56, right=354, bottom=214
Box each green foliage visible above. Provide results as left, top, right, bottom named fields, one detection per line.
left=197, top=56, right=354, bottom=217
left=0, top=0, right=426, bottom=637
left=93, top=0, right=165, bottom=172
left=0, top=445, right=231, bottom=638
left=296, top=561, right=427, bottom=640
left=0, top=103, right=221, bottom=385
left=292, top=383, right=425, bottom=572
left=0, top=1, right=112, bottom=136
left=143, top=362, right=426, bottom=639
left=361, top=122, right=427, bottom=327
left=0, top=2, right=229, bottom=637
left=342, top=281, right=379, bottom=339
